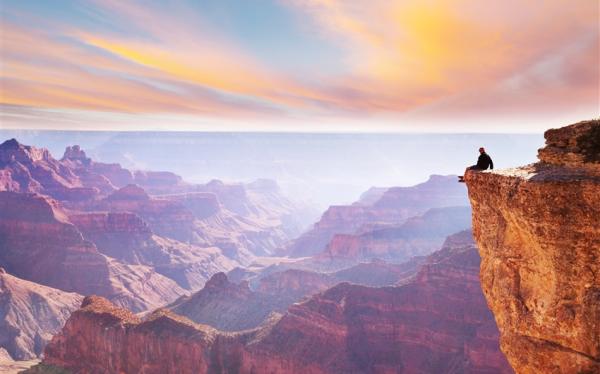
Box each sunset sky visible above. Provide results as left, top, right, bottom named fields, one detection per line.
left=1, top=0, right=598, bottom=132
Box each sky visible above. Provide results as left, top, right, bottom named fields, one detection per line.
left=0, top=0, right=598, bottom=132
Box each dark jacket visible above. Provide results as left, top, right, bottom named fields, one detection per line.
left=476, top=152, right=494, bottom=170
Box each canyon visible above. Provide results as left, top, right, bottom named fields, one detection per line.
left=37, top=230, right=511, bottom=373
left=465, top=119, right=600, bottom=373
left=283, top=174, right=469, bottom=258
left=4, top=120, right=596, bottom=373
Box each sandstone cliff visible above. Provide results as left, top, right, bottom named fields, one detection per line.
left=465, top=119, right=600, bottom=373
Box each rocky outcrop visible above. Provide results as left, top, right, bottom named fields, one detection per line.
left=0, top=191, right=185, bottom=312
left=284, top=175, right=469, bottom=257
left=40, top=230, right=511, bottom=373
left=0, top=139, right=88, bottom=200
left=465, top=119, right=600, bottom=373
left=41, top=295, right=229, bottom=374
left=0, top=269, right=83, bottom=360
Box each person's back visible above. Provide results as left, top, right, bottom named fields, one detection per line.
left=476, top=151, right=494, bottom=170
left=458, top=147, right=493, bottom=182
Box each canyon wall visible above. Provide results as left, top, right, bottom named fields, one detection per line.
left=465, top=119, right=600, bottom=373
left=0, top=191, right=185, bottom=312
left=284, top=175, right=469, bottom=257
left=0, top=268, right=82, bottom=360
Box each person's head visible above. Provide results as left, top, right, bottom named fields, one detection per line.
left=479, top=147, right=485, bottom=154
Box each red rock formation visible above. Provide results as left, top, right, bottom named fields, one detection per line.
left=256, top=269, right=333, bottom=299
left=285, top=175, right=469, bottom=257
left=466, top=119, right=600, bottom=373
left=69, top=211, right=236, bottom=290
left=0, top=191, right=185, bottom=312
left=42, top=296, right=222, bottom=374
left=0, top=268, right=83, bottom=360
left=168, top=273, right=289, bottom=331
left=95, top=184, right=197, bottom=242
left=2, top=141, right=311, bottom=261
left=316, top=206, right=472, bottom=269
left=40, top=230, right=511, bottom=373
left=249, top=231, right=511, bottom=374
left=133, top=170, right=185, bottom=192
left=331, top=257, right=424, bottom=287
left=0, top=139, right=85, bottom=199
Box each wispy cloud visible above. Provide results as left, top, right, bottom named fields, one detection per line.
left=0, top=0, right=597, bottom=131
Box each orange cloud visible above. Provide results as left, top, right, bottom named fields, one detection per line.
left=288, top=0, right=599, bottom=115
left=0, top=0, right=597, bottom=130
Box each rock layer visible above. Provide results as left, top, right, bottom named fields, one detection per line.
left=284, top=175, right=469, bottom=257
left=317, top=206, right=471, bottom=269
left=0, top=269, right=82, bottom=360
left=0, top=191, right=185, bottom=312
left=465, top=119, right=600, bottom=373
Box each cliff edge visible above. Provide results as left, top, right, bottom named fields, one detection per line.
left=465, top=119, right=600, bottom=373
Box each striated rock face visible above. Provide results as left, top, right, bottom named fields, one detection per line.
left=285, top=175, right=469, bottom=257
left=168, top=272, right=289, bottom=331
left=0, top=139, right=84, bottom=199
left=252, top=231, right=511, bottom=374
left=41, top=230, right=511, bottom=373
left=42, top=295, right=227, bottom=374
left=0, top=270, right=83, bottom=360
left=163, top=192, right=221, bottom=219
left=69, top=212, right=235, bottom=290
left=0, top=191, right=185, bottom=312
left=95, top=185, right=197, bottom=242
left=465, top=119, right=600, bottom=373
left=317, top=206, right=471, bottom=269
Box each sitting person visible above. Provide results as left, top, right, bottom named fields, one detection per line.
left=459, top=147, right=493, bottom=182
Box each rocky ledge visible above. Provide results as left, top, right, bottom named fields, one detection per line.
left=465, top=119, right=600, bottom=373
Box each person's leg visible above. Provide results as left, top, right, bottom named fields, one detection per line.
left=459, top=167, right=470, bottom=182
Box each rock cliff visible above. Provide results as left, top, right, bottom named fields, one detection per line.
left=465, top=119, right=600, bottom=373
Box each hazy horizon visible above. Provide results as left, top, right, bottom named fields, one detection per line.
left=1, top=129, right=544, bottom=208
